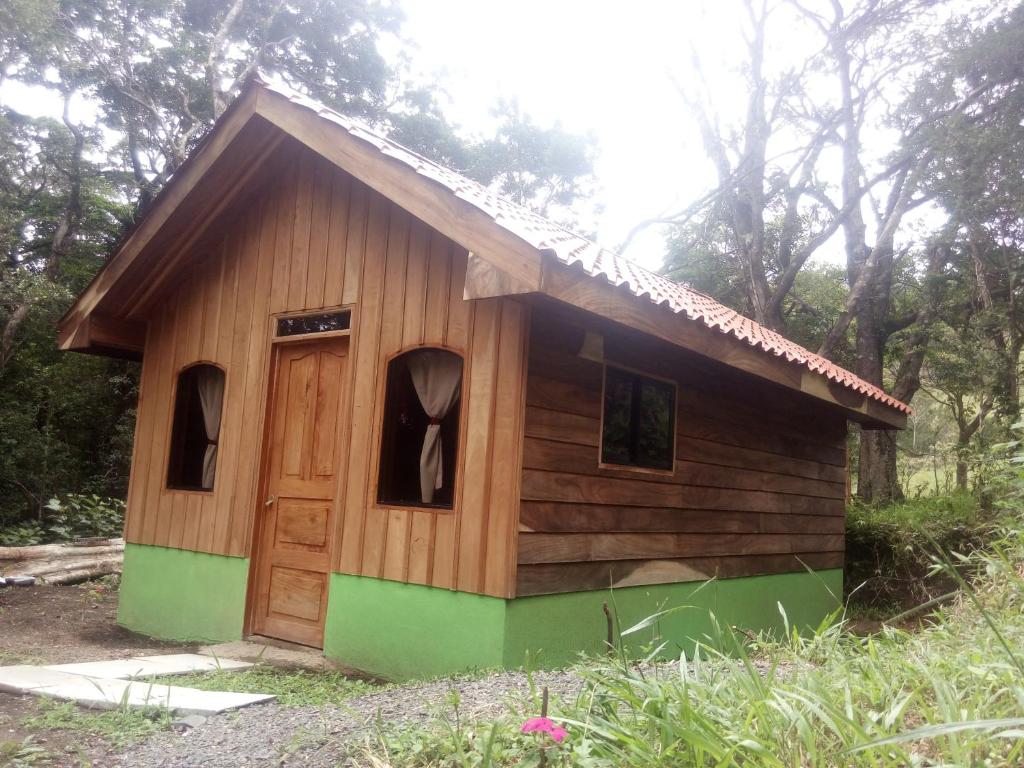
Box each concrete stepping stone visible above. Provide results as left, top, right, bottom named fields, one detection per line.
left=0, top=658, right=273, bottom=714
left=0, top=665, right=80, bottom=693
left=34, top=676, right=273, bottom=714
left=45, top=653, right=252, bottom=679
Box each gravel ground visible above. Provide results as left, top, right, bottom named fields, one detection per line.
left=114, top=668, right=587, bottom=768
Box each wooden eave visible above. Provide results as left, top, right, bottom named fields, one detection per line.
left=58, top=80, right=906, bottom=430
left=465, top=254, right=907, bottom=430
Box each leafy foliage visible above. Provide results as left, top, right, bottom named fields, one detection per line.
left=0, top=0, right=598, bottom=539
left=0, top=494, right=125, bottom=545
left=661, top=1, right=1024, bottom=501
left=366, top=524, right=1024, bottom=766
left=845, top=492, right=992, bottom=611
left=151, top=665, right=380, bottom=707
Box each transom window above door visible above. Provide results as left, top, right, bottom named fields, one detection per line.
left=275, top=310, right=351, bottom=338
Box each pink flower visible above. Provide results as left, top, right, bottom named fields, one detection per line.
left=520, top=717, right=568, bottom=743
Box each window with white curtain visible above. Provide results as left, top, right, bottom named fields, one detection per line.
left=167, top=363, right=225, bottom=491
left=377, top=348, right=463, bottom=508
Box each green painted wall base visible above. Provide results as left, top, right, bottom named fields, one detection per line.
left=323, top=569, right=843, bottom=681
left=116, top=543, right=841, bottom=680
left=118, top=543, right=249, bottom=643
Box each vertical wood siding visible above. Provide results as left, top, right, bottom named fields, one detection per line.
left=125, top=143, right=528, bottom=598
left=516, top=303, right=848, bottom=597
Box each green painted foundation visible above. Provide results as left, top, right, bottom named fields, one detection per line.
left=323, top=569, right=843, bottom=681
left=116, top=543, right=841, bottom=680
left=118, top=543, right=249, bottom=643
left=324, top=574, right=509, bottom=680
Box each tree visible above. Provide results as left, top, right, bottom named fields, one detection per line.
left=466, top=99, right=597, bottom=225
left=655, top=0, right=859, bottom=332
left=0, top=0, right=601, bottom=528
left=391, top=96, right=599, bottom=225
left=656, top=0, right=1024, bottom=501
left=913, top=4, right=1024, bottom=424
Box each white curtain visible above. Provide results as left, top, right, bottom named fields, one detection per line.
left=406, top=350, right=462, bottom=503
left=196, top=367, right=225, bottom=490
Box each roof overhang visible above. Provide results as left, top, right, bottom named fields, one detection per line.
left=58, top=78, right=907, bottom=430
left=464, top=253, right=906, bottom=429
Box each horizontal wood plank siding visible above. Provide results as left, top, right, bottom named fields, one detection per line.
left=125, top=142, right=527, bottom=597
left=516, top=304, right=848, bottom=596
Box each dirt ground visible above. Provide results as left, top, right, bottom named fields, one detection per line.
left=0, top=581, right=583, bottom=768
left=0, top=580, right=191, bottom=666
left=0, top=581, right=194, bottom=767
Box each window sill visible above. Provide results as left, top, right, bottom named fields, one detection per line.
left=597, top=461, right=676, bottom=478
left=372, top=502, right=456, bottom=514
left=164, top=487, right=215, bottom=496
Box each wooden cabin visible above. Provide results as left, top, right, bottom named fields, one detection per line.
left=59, top=74, right=909, bottom=680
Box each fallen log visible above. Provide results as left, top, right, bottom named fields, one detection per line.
left=38, top=560, right=123, bottom=586
left=27, top=555, right=123, bottom=577
left=0, top=538, right=124, bottom=584
left=0, top=538, right=124, bottom=563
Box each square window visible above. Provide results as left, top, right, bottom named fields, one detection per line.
left=601, top=366, right=676, bottom=471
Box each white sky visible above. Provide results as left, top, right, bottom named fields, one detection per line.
left=393, top=0, right=758, bottom=269
left=1, top=0, right=950, bottom=272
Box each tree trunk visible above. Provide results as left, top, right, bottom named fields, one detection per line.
left=858, top=429, right=902, bottom=502
left=0, top=302, right=30, bottom=373
left=853, top=236, right=903, bottom=504
left=955, top=448, right=969, bottom=490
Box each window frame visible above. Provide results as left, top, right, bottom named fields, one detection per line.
left=598, top=362, right=678, bottom=476
left=372, top=345, right=466, bottom=513
left=166, top=361, right=227, bottom=494
left=271, top=308, right=353, bottom=343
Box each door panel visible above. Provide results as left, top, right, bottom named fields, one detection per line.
left=250, top=337, right=348, bottom=647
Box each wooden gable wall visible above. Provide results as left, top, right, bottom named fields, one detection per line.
left=516, top=302, right=848, bottom=597
left=125, top=139, right=528, bottom=598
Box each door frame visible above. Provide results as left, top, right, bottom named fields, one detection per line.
left=243, top=318, right=352, bottom=644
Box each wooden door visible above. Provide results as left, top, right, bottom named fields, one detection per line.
left=250, top=336, right=348, bottom=647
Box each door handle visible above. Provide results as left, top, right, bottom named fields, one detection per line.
left=264, top=496, right=275, bottom=507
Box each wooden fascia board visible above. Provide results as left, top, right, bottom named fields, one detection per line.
left=121, top=128, right=286, bottom=318
left=537, top=258, right=907, bottom=430
left=58, top=315, right=146, bottom=357
left=252, top=87, right=544, bottom=293
left=57, top=88, right=261, bottom=339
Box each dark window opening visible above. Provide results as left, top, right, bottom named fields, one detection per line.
left=167, top=364, right=225, bottom=491
left=601, top=366, right=676, bottom=471
left=377, top=349, right=463, bottom=508
left=276, top=311, right=351, bottom=337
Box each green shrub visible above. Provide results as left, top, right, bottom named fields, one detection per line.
left=844, top=491, right=997, bottom=611
left=0, top=519, right=47, bottom=546
left=0, top=494, right=125, bottom=545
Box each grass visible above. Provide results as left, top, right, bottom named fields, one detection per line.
left=0, top=648, right=43, bottom=666
left=845, top=490, right=998, bottom=610
left=0, top=737, right=53, bottom=768
left=150, top=665, right=382, bottom=706
left=362, top=524, right=1024, bottom=767
left=847, top=490, right=985, bottom=533
left=21, top=699, right=172, bottom=749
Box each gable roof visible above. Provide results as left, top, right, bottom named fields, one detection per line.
left=257, top=76, right=908, bottom=418
left=58, top=73, right=909, bottom=426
